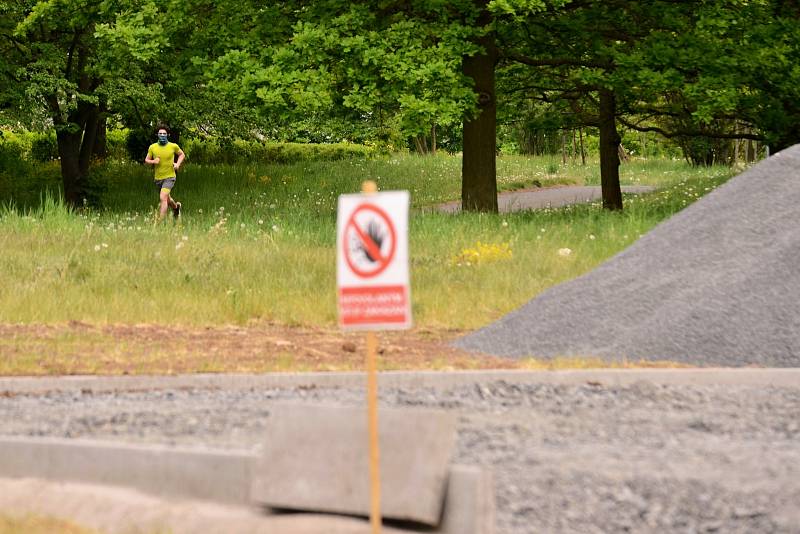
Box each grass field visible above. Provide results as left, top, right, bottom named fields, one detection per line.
left=0, top=153, right=735, bottom=374
left=0, top=153, right=734, bottom=327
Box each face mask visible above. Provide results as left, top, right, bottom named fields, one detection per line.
left=158, top=133, right=168, bottom=145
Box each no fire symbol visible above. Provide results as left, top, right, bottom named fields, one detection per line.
left=343, top=203, right=397, bottom=278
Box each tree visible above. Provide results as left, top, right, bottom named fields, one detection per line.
left=203, top=1, right=505, bottom=208
left=461, top=0, right=498, bottom=212
left=2, top=0, right=178, bottom=206
left=493, top=0, right=792, bottom=208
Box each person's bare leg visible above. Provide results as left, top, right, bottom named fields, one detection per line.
left=158, top=189, right=171, bottom=222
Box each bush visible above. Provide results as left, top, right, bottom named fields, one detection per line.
left=125, top=129, right=153, bottom=162
left=107, top=129, right=129, bottom=160
left=0, top=133, right=63, bottom=208
left=181, top=138, right=376, bottom=165
left=0, top=132, right=30, bottom=176
left=30, top=134, right=58, bottom=162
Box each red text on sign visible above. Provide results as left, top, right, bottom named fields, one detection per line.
left=338, top=286, right=409, bottom=326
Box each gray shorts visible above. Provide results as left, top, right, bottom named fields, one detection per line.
left=155, top=178, right=176, bottom=192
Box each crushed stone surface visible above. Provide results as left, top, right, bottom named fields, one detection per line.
left=454, top=146, right=800, bottom=366
left=1, top=380, right=799, bottom=533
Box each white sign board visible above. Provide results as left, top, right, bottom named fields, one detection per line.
left=337, top=190, right=411, bottom=330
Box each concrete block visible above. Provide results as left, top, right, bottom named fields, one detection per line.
left=250, top=404, right=458, bottom=526
left=0, top=437, right=494, bottom=533
left=440, top=465, right=495, bottom=534
left=0, top=437, right=253, bottom=504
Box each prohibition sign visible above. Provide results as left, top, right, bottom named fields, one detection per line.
left=343, top=203, right=397, bottom=278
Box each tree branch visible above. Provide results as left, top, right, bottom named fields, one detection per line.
left=617, top=116, right=764, bottom=140
left=504, top=52, right=614, bottom=70
left=65, top=29, right=82, bottom=81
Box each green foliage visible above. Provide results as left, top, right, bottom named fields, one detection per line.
left=125, top=129, right=153, bottom=163
left=30, top=134, right=58, bottom=162
left=181, top=138, right=377, bottom=165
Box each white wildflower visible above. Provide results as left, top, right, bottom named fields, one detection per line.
left=558, top=248, right=572, bottom=257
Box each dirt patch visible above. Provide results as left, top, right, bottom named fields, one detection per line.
left=0, top=322, right=520, bottom=376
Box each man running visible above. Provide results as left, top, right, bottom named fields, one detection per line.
left=145, top=126, right=185, bottom=222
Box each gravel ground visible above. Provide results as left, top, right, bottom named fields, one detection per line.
left=2, top=379, right=799, bottom=533
left=455, top=145, right=800, bottom=367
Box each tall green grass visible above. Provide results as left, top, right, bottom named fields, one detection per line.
left=0, top=154, right=735, bottom=328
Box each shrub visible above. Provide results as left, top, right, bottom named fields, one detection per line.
left=106, top=129, right=129, bottom=160
left=30, top=133, right=58, bottom=162
left=125, top=129, right=153, bottom=162
left=182, top=138, right=375, bottom=165
left=0, top=132, right=30, bottom=176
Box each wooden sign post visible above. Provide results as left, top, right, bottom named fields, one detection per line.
left=336, top=181, right=411, bottom=533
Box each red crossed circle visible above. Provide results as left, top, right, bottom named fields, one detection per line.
left=343, top=203, right=397, bottom=278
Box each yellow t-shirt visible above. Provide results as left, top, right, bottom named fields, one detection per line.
left=147, top=142, right=182, bottom=180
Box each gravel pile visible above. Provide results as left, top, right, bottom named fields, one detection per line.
left=454, top=145, right=800, bottom=366
left=2, top=381, right=799, bottom=533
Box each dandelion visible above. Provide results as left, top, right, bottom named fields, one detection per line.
left=241, top=223, right=246, bottom=228
left=258, top=219, right=264, bottom=225
left=175, top=241, right=184, bottom=250
left=272, top=225, right=279, bottom=232
left=588, top=234, right=596, bottom=240
left=182, top=235, right=188, bottom=241
left=501, top=220, right=508, bottom=228
left=198, top=209, right=203, bottom=214
left=94, top=245, right=101, bottom=252
left=102, top=243, right=108, bottom=248
left=558, top=248, right=572, bottom=257
left=540, top=228, right=546, bottom=233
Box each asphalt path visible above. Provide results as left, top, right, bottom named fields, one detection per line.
left=436, top=185, right=656, bottom=213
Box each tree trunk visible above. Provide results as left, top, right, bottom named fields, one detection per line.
left=56, top=101, right=101, bottom=208
left=598, top=90, right=623, bottom=211
left=461, top=0, right=497, bottom=213
left=79, top=105, right=100, bottom=175
left=431, top=124, right=437, bottom=155
left=93, top=112, right=107, bottom=159
left=413, top=135, right=426, bottom=155
left=579, top=127, right=586, bottom=165
left=571, top=129, right=577, bottom=162
left=57, top=129, right=85, bottom=207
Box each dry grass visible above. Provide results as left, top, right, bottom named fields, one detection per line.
left=0, top=322, right=689, bottom=376
left=0, top=514, right=98, bottom=534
